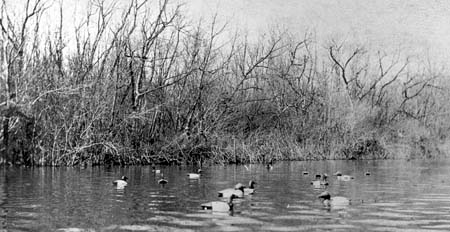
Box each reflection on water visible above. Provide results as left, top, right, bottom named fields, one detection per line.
left=1, top=160, right=450, bottom=231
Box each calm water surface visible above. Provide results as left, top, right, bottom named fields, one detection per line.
left=1, top=159, right=450, bottom=231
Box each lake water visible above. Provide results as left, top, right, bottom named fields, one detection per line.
left=1, top=159, right=450, bottom=231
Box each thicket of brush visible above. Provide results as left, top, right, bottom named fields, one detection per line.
left=1, top=0, right=449, bottom=166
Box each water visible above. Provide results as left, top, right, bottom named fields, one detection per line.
left=1, top=159, right=450, bottom=231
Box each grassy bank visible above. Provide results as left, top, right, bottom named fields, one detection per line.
left=1, top=0, right=449, bottom=166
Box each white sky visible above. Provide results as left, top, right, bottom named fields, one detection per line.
left=4, top=0, right=450, bottom=63
left=185, top=0, right=450, bottom=62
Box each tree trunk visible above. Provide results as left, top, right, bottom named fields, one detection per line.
left=0, top=36, right=10, bottom=162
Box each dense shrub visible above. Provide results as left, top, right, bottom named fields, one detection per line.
left=0, top=0, right=449, bottom=165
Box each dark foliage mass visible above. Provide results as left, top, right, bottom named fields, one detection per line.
left=0, top=0, right=449, bottom=166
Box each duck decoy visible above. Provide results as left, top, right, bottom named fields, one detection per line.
left=338, top=175, right=354, bottom=181
left=113, top=176, right=128, bottom=188
left=152, top=166, right=161, bottom=174
left=311, top=176, right=321, bottom=187
left=201, top=194, right=238, bottom=212
left=187, top=169, right=202, bottom=179
left=311, top=174, right=328, bottom=188
left=302, top=171, right=309, bottom=175
left=218, top=183, right=245, bottom=198
left=334, top=172, right=354, bottom=181
left=318, top=191, right=350, bottom=209
left=158, top=174, right=168, bottom=185
left=243, top=180, right=257, bottom=195
left=365, top=171, right=371, bottom=176
left=266, top=160, right=274, bottom=171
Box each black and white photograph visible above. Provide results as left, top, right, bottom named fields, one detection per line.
left=1, top=0, right=450, bottom=231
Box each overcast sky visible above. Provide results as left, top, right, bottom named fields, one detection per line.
left=186, top=0, right=450, bottom=61
left=5, top=0, right=450, bottom=63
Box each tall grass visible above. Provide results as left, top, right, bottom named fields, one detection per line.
left=0, top=0, right=449, bottom=166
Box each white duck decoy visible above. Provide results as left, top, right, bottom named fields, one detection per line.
left=218, top=183, right=245, bottom=198
left=243, top=180, right=257, bottom=195
left=311, top=174, right=328, bottom=188
left=334, top=172, right=354, bottom=181
left=318, top=191, right=350, bottom=209
left=158, top=173, right=168, bottom=185
left=201, top=194, right=238, bottom=212
left=113, top=176, right=128, bottom=188
left=187, top=169, right=202, bottom=179
left=152, top=166, right=161, bottom=174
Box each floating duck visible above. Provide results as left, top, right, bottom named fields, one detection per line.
left=152, top=166, right=161, bottom=174
left=318, top=191, right=350, bottom=209
left=365, top=171, right=371, bottom=176
left=201, top=194, right=238, bottom=212
left=265, top=160, right=274, bottom=171
left=187, top=169, right=202, bottom=179
left=302, top=171, right=309, bottom=175
left=311, top=174, right=328, bottom=188
left=158, top=174, right=168, bottom=185
left=337, top=175, right=354, bottom=181
left=334, top=172, right=354, bottom=181
left=243, top=180, right=257, bottom=195
left=113, top=176, right=128, bottom=189
left=218, top=183, right=245, bottom=198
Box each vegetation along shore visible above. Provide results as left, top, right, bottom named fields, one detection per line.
left=1, top=0, right=449, bottom=166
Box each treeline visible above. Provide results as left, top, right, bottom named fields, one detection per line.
left=0, top=0, right=448, bottom=166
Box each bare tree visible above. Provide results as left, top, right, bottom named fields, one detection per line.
left=0, top=0, right=48, bottom=162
